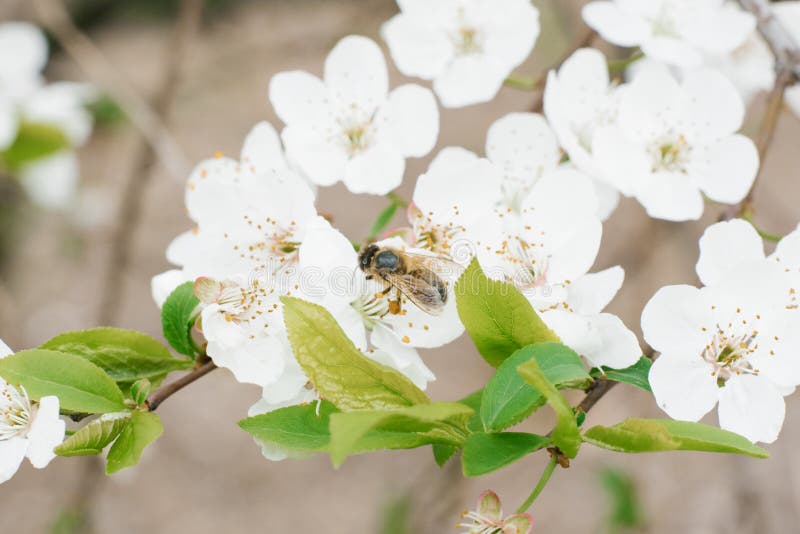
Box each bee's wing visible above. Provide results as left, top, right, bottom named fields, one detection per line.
left=398, top=250, right=463, bottom=278
left=383, top=270, right=446, bottom=316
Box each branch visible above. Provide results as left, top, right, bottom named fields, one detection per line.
left=739, top=0, right=800, bottom=80
left=32, top=0, right=190, bottom=179
left=145, top=360, right=217, bottom=412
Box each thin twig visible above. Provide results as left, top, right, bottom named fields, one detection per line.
left=96, top=0, right=203, bottom=326
left=145, top=360, right=217, bottom=412
left=577, top=379, right=618, bottom=414
left=739, top=0, right=800, bottom=80
left=32, top=0, right=190, bottom=179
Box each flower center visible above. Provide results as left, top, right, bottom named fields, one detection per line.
left=650, top=135, right=690, bottom=173
left=229, top=215, right=301, bottom=272
left=701, top=328, right=760, bottom=385
left=215, top=276, right=281, bottom=330
left=337, top=110, right=376, bottom=156
left=351, top=291, right=391, bottom=330
left=411, top=208, right=463, bottom=256
left=0, top=384, right=32, bottom=441
left=454, top=26, right=482, bottom=55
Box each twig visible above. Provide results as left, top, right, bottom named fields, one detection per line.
left=96, top=0, right=203, bottom=326
left=577, top=379, right=618, bottom=414
left=32, top=0, right=190, bottom=179
left=145, top=360, right=217, bottom=411
left=739, top=0, right=800, bottom=80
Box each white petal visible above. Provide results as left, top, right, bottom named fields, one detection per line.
left=681, top=70, right=745, bottom=139
left=641, top=285, right=712, bottom=357
left=380, top=84, right=439, bottom=158
left=281, top=125, right=348, bottom=187
left=784, top=85, right=800, bottom=120
left=584, top=313, right=642, bottom=369
left=486, top=113, right=560, bottom=186
left=0, top=437, right=27, bottom=484
left=718, top=375, right=785, bottom=443
left=481, top=0, right=540, bottom=68
left=19, top=152, right=79, bottom=209
left=324, top=36, right=388, bottom=113
left=22, top=82, right=96, bottom=145
left=567, top=266, right=624, bottom=315
left=0, top=22, right=48, bottom=77
left=370, top=326, right=435, bottom=390
left=772, top=226, right=800, bottom=267
left=240, top=121, right=287, bottom=174
left=641, top=36, right=703, bottom=68
left=0, top=339, right=11, bottom=357
left=381, top=14, right=452, bottom=79
left=433, top=55, right=508, bottom=108
left=692, top=135, right=758, bottom=204
left=382, top=289, right=464, bottom=349
left=268, top=70, right=330, bottom=126
left=582, top=2, right=649, bottom=47
left=635, top=172, right=704, bottom=222
left=0, top=93, right=18, bottom=150
left=649, top=352, right=718, bottom=421
left=593, top=178, right=620, bottom=221
left=590, top=124, right=650, bottom=197
left=343, top=144, right=405, bottom=195
left=25, top=396, right=65, bottom=468
left=151, top=269, right=189, bottom=309
left=696, top=219, right=764, bottom=287
left=423, top=146, right=479, bottom=177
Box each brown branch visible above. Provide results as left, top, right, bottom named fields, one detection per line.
left=145, top=360, right=217, bottom=412
left=96, top=0, right=203, bottom=326
left=577, top=379, right=618, bottom=414
left=32, top=0, right=190, bottom=179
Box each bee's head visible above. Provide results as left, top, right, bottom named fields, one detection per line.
left=358, top=244, right=379, bottom=272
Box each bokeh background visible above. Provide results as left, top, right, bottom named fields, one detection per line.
left=1, top=1, right=799, bottom=532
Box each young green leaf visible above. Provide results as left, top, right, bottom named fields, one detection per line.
left=161, top=281, right=201, bottom=357
left=462, top=432, right=551, bottom=477
left=0, top=122, right=70, bottom=171
left=40, top=328, right=191, bottom=393
left=105, top=411, right=164, bottom=474
left=481, top=343, right=591, bottom=432
left=517, top=358, right=581, bottom=458
left=239, top=401, right=338, bottom=453
left=430, top=389, right=484, bottom=467
left=0, top=349, right=126, bottom=413
left=281, top=296, right=430, bottom=410
left=590, top=357, right=652, bottom=392
left=455, top=258, right=559, bottom=367
left=130, top=379, right=152, bottom=406
left=368, top=201, right=399, bottom=240
left=329, top=402, right=473, bottom=467
left=583, top=418, right=768, bottom=458
left=54, top=413, right=131, bottom=457
left=432, top=444, right=459, bottom=467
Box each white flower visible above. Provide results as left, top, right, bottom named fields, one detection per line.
left=592, top=64, right=758, bottom=221
left=542, top=49, right=626, bottom=221
left=696, top=219, right=800, bottom=308
left=643, top=261, right=799, bottom=443
left=0, top=339, right=66, bottom=483
left=583, top=0, right=755, bottom=68
left=703, top=29, right=774, bottom=105
left=774, top=2, right=800, bottom=119
left=382, top=0, right=540, bottom=108
left=269, top=35, right=438, bottom=195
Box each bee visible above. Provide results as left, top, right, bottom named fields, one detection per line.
left=358, top=244, right=452, bottom=316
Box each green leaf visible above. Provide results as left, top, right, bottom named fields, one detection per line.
left=462, top=432, right=551, bottom=477
left=0, top=349, right=126, bottom=413
left=368, top=201, right=399, bottom=240
left=430, top=389, right=484, bottom=467
left=432, top=444, right=459, bottom=467
left=54, top=413, right=131, bottom=456
left=600, top=468, right=646, bottom=531
left=329, top=402, right=473, bottom=467
left=238, top=401, right=337, bottom=453
left=591, top=357, right=652, bottom=392
left=481, top=343, right=591, bottom=432
left=86, top=94, right=126, bottom=125
left=282, top=297, right=430, bottom=410
left=1, top=122, right=70, bottom=171
left=41, top=328, right=191, bottom=394
left=583, top=418, right=768, bottom=458
left=130, top=379, right=151, bottom=406
left=517, top=358, right=581, bottom=458
left=161, top=281, right=201, bottom=357
left=105, top=411, right=164, bottom=474
left=455, top=258, right=559, bottom=367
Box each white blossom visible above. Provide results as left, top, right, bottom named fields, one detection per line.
left=774, top=2, right=800, bottom=119
left=592, top=63, right=758, bottom=221
left=269, top=35, right=438, bottom=194
left=382, top=0, right=540, bottom=108
left=583, top=0, right=755, bottom=68
left=0, top=339, right=66, bottom=483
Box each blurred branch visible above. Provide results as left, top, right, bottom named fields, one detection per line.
left=739, top=0, right=800, bottom=80
left=32, top=0, right=190, bottom=179
left=145, top=359, right=217, bottom=411
left=96, top=0, right=203, bottom=326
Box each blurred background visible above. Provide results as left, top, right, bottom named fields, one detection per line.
left=0, top=0, right=799, bottom=532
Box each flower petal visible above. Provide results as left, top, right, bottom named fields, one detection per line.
left=567, top=266, right=624, bottom=315
left=641, top=285, right=712, bottom=357
left=0, top=22, right=48, bottom=78
left=433, top=55, right=508, bottom=108
left=343, top=144, right=405, bottom=195
left=380, top=84, right=439, bottom=158
left=19, top=152, right=79, bottom=209
left=0, top=338, right=11, bottom=357
left=151, top=269, right=189, bottom=309
left=486, top=113, right=560, bottom=186
left=718, top=374, right=785, bottom=443
left=681, top=70, right=745, bottom=139
left=25, top=396, right=65, bottom=468
left=696, top=219, right=764, bottom=287
left=649, top=352, right=718, bottom=421
left=282, top=125, right=348, bottom=186
left=268, top=71, right=329, bottom=126
left=240, top=121, right=287, bottom=174
left=582, top=2, right=649, bottom=47
left=692, top=135, right=758, bottom=205
left=635, top=171, right=704, bottom=221
left=0, top=437, right=27, bottom=484
left=324, top=35, right=388, bottom=113
left=381, top=14, right=452, bottom=79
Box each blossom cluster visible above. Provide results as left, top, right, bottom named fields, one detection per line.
left=0, top=22, right=96, bottom=209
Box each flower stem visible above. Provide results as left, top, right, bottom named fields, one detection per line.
left=607, top=50, right=644, bottom=73
left=386, top=191, right=409, bottom=207
left=516, top=454, right=558, bottom=514
left=504, top=74, right=538, bottom=90
left=743, top=210, right=784, bottom=242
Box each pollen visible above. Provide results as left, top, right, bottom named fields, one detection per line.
left=401, top=336, right=410, bottom=344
